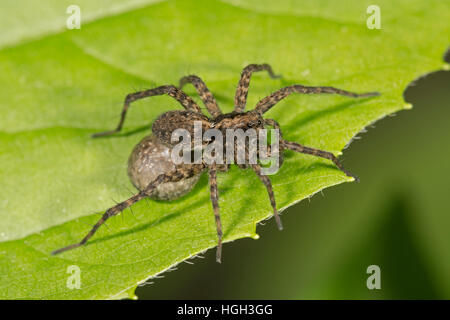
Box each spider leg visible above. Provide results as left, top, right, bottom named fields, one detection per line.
left=208, top=166, right=223, bottom=263
left=255, top=85, right=380, bottom=114
left=282, top=140, right=359, bottom=182
left=178, top=75, right=222, bottom=118
left=92, top=85, right=202, bottom=137
left=51, top=166, right=204, bottom=255
left=51, top=191, right=146, bottom=255
left=250, top=164, right=283, bottom=230
left=234, top=64, right=281, bottom=113
left=263, top=118, right=283, bottom=138
left=262, top=118, right=284, bottom=167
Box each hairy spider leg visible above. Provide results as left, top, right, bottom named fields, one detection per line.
left=178, top=75, right=222, bottom=118
left=92, top=85, right=202, bottom=138
left=234, top=64, right=281, bottom=113
left=251, top=84, right=379, bottom=181
left=254, top=84, right=380, bottom=114
left=208, top=165, right=223, bottom=263
left=262, top=118, right=284, bottom=166
left=52, top=165, right=205, bottom=255
left=52, top=191, right=146, bottom=255
left=282, top=140, right=359, bottom=182
left=251, top=164, right=283, bottom=230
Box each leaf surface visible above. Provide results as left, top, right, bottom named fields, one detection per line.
left=0, top=0, right=448, bottom=299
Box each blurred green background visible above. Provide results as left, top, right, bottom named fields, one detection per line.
left=137, top=68, right=450, bottom=299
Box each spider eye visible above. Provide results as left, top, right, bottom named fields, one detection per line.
left=252, top=119, right=262, bottom=127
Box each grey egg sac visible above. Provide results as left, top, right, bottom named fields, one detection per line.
left=127, top=135, right=201, bottom=201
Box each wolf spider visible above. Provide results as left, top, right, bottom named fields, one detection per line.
left=52, top=64, right=379, bottom=262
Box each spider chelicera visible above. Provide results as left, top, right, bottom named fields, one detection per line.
left=52, top=64, right=379, bottom=262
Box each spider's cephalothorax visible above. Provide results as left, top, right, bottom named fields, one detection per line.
left=52, top=64, right=379, bottom=262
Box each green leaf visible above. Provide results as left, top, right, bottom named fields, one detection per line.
left=0, top=0, right=448, bottom=299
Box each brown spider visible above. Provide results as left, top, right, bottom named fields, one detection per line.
left=52, top=64, right=379, bottom=262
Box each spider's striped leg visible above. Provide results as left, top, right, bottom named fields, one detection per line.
left=52, top=164, right=206, bottom=255
left=263, top=118, right=283, bottom=138
left=51, top=191, right=147, bottom=255
left=208, top=165, right=223, bottom=263
left=254, top=85, right=379, bottom=114
left=178, top=75, right=222, bottom=118
left=92, top=85, right=202, bottom=137
left=234, top=64, right=281, bottom=113
left=282, top=140, right=359, bottom=182
left=250, top=164, right=283, bottom=230
left=262, top=118, right=284, bottom=168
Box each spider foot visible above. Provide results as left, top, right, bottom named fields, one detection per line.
left=275, top=212, right=283, bottom=231
left=216, top=239, right=222, bottom=263
left=91, top=129, right=119, bottom=138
